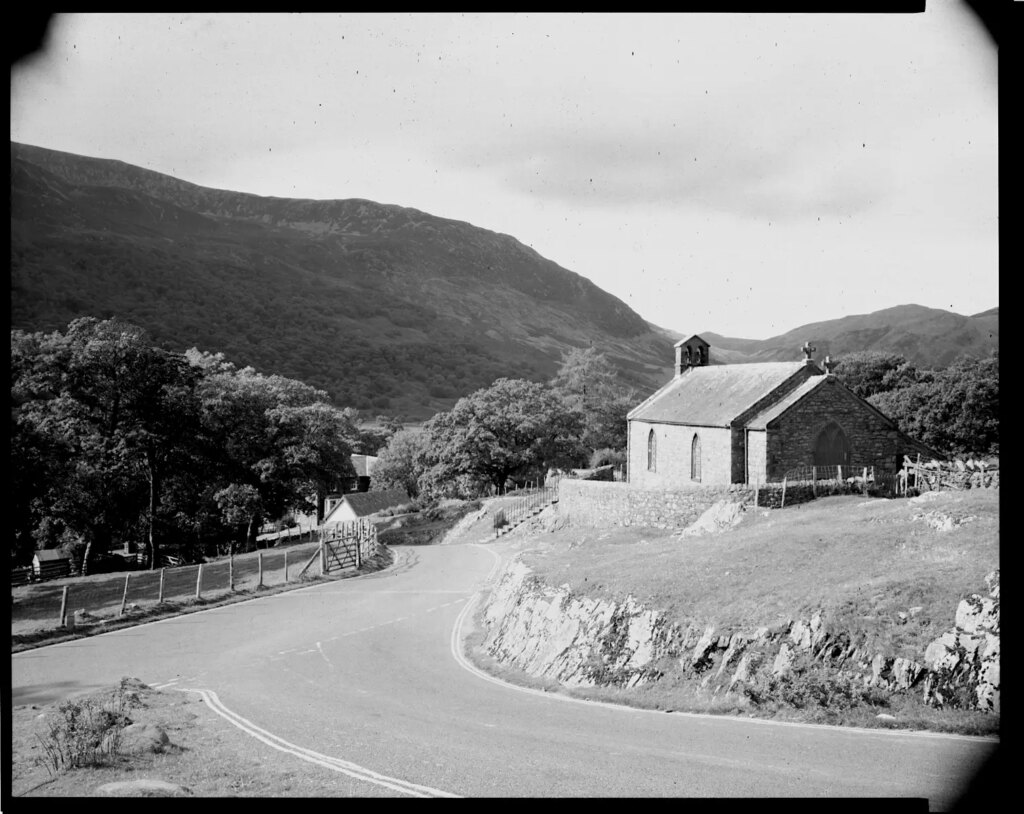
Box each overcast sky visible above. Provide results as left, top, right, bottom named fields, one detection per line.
left=11, top=8, right=998, bottom=339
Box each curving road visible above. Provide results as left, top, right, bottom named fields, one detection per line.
left=11, top=539, right=997, bottom=804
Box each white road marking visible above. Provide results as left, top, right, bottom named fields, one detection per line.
left=315, top=642, right=332, bottom=668
left=179, top=688, right=459, bottom=797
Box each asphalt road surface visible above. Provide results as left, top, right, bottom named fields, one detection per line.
left=11, top=539, right=997, bottom=805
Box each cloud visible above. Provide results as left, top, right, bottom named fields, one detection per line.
left=445, top=122, right=887, bottom=221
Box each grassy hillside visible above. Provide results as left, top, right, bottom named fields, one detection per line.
left=10, top=142, right=674, bottom=419
left=498, top=489, right=998, bottom=733
left=524, top=491, right=997, bottom=653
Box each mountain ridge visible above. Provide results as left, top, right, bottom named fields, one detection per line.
left=699, top=304, right=997, bottom=368
left=11, top=141, right=674, bottom=418
left=10, top=141, right=997, bottom=416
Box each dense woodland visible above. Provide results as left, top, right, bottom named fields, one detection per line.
left=11, top=320, right=997, bottom=573
left=832, top=350, right=999, bottom=459
left=10, top=319, right=631, bottom=572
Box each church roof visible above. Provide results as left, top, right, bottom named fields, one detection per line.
left=628, top=362, right=814, bottom=427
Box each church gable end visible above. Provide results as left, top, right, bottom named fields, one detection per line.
left=764, top=376, right=903, bottom=480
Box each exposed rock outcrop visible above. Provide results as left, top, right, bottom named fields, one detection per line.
left=481, top=559, right=1000, bottom=713
left=922, top=570, right=1000, bottom=712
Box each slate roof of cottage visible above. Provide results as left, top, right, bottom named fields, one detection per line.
left=326, top=488, right=409, bottom=520
left=33, top=549, right=70, bottom=562
left=628, top=362, right=815, bottom=427
left=350, top=454, right=379, bottom=478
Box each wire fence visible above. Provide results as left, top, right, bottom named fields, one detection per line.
left=751, top=462, right=899, bottom=509
left=12, top=521, right=380, bottom=634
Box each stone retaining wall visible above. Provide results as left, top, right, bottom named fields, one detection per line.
left=557, top=480, right=755, bottom=530
left=556, top=478, right=874, bottom=528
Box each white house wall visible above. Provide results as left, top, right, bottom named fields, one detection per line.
left=628, top=420, right=733, bottom=487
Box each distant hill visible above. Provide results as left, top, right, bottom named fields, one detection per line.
left=11, top=142, right=676, bottom=419
left=10, top=142, right=996, bottom=418
left=700, top=304, right=998, bottom=369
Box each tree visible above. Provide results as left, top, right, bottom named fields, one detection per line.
left=832, top=351, right=917, bottom=399
left=190, top=352, right=357, bottom=548
left=371, top=429, right=428, bottom=498
left=870, top=353, right=998, bottom=457
left=12, top=319, right=202, bottom=572
left=214, top=483, right=263, bottom=555
left=417, top=378, right=584, bottom=499
left=550, top=347, right=636, bottom=455
left=268, top=401, right=358, bottom=524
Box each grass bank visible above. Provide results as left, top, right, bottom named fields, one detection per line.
left=474, top=488, right=999, bottom=736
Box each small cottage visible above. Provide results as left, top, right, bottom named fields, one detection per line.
left=628, top=336, right=938, bottom=487
left=344, top=454, right=379, bottom=493
left=32, top=549, right=72, bottom=580
left=322, top=488, right=410, bottom=525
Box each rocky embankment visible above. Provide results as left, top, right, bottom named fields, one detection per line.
left=481, top=561, right=999, bottom=714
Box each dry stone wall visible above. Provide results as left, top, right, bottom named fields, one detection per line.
left=557, top=479, right=874, bottom=528
left=480, top=560, right=1000, bottom=714
left=557, top=479, right=757, bottom=529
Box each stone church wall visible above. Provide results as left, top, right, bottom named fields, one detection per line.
left=628, top=420, right=732, bottom=488
left=766, top=377, right=904, bottom=481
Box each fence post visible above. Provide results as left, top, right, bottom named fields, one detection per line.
left=781, top=476, right=788, bottom=508
left=754, top=477, right=759, bottom=509
left=319, top=538, right=327, bottom=576
left=229, top=552, right=234, bottom=591
left=59, top=585, right=69, bottom=626
left=862, top=467, right=868, bottom=496
left=284, top=550, right=289, bottom=583
left=258, top=551, right=264, bottom=588
left=119, top=573, right=131, bottom=616
left=159, top=568, right=165, bottom=603
left=195, top=563, right=203, bottom=600
left=812, top=467, right=817, bottom=497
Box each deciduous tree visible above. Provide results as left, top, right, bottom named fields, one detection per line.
left=418, top=378, right=584, bottom=498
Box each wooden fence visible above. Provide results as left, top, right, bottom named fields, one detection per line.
left=12, top=522, right=378, bottom=633
left=898, top=455, right=999, bottom=494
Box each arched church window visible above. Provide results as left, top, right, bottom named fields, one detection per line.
left=691, top=433, right=702, bottom=482
left=647, top=429, right=657, bottom=472
left=814, top=422, right=851, bottom=467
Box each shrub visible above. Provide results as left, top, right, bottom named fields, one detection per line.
left=588, top=448, right=626, bottom=469
left=741, top=667, right=891, bottom=712
left=35, top=683, right=137, bottom=775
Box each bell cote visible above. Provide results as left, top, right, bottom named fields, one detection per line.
left=674, top=335, right=710, bottom=377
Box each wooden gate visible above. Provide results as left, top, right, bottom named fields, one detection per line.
left=318, top=519, right=378, bottom=575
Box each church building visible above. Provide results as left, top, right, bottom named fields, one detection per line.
left=627, top=335, right=936, bottom=487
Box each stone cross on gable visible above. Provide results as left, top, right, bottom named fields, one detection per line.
left=823, top=355, right=836, bottom=374
left=801, top=341, right=816, bottom=361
